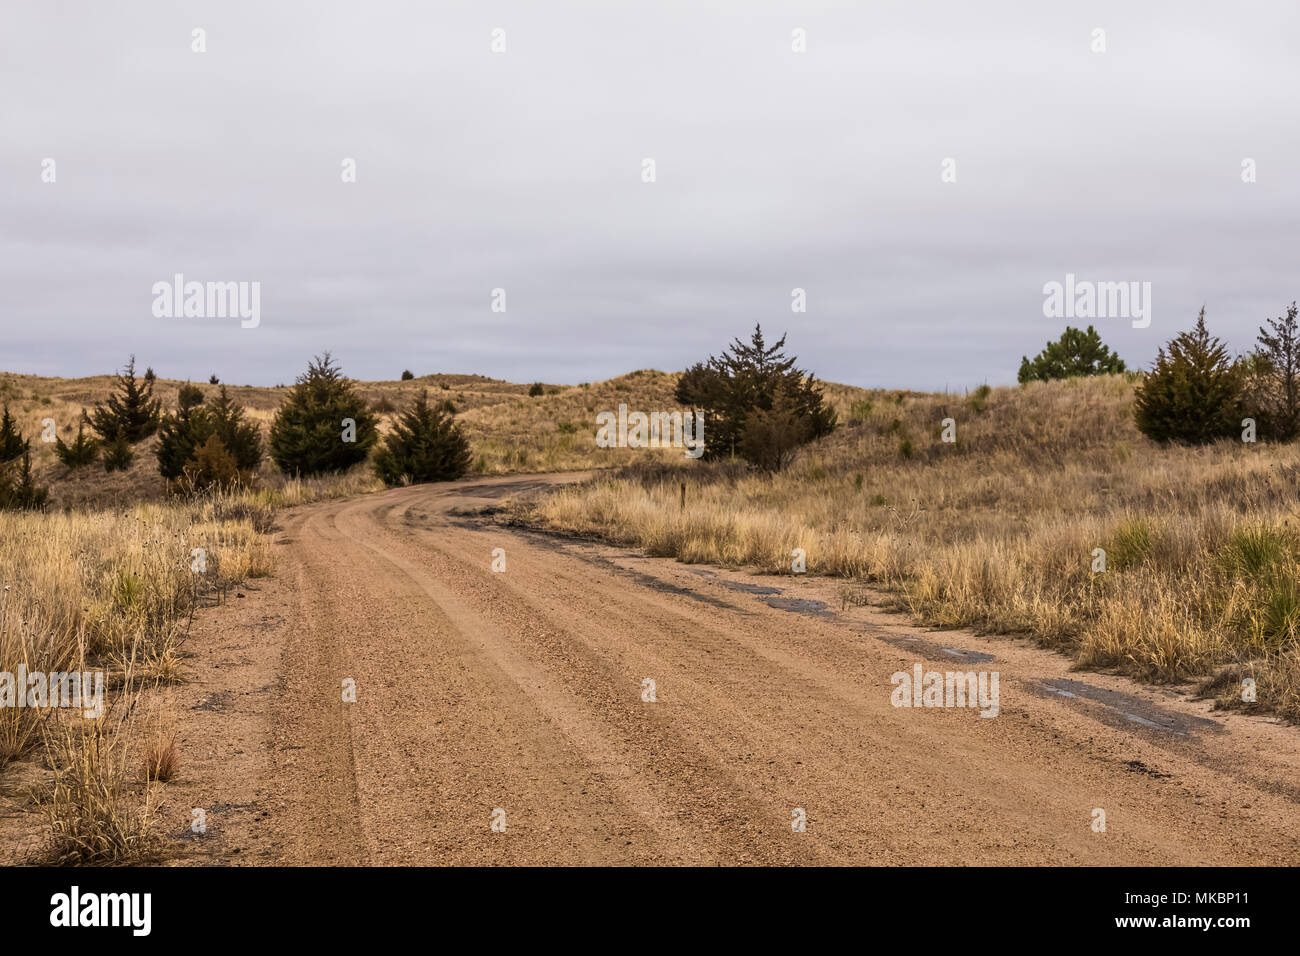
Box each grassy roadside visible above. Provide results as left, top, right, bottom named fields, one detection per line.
left=510, top=374, right=1300, bottom=722
left=0, top=471, right=380, bottom=863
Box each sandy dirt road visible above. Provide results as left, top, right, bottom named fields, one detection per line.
left=165, top=473, right=1300, bottom=865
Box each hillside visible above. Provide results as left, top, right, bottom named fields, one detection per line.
left=0, top=366, right=876, bottom=509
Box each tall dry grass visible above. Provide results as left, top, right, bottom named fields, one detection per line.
left=517, top=375, right=1300, bottom=719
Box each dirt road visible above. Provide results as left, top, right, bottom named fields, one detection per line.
left=167, top=473, right=1300, bottom=865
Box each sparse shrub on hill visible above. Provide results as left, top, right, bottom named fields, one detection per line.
left=1134, top=308, right=1244, bottom=444
left=85, top=356, right=161, bottom=444
left=102, top=431, right=134, bottom=472
left=0, top=449, right=48, bottom=511
left=676, top=324, right=836, bottom=466
left=401, top=370, right=415, bottom=381
left=1018, top=325, right=1126, bottom=384
left=54, top=418, right=98, bottom=469
left=0, top=405, right=29, bottom=463
left=528, top=382, right=545, bottom=397
left=373, top=390, right=472, bottom=487
left=1246, top=302, right=1300, bottom=441
left=270, top=354, right=377, bottom=476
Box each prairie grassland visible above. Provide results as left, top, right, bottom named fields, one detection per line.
left=2, top=367, right=875, bottom=507
left=518, top=374, right=1300, bottom=719
left=0, top=486, right=287, bottom=861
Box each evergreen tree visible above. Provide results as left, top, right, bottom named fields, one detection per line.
left=183, top=433, right=240, bottom=490
left=54, top=417, right=98, bottom=469
left=1018, top=325, right=1126, bottom=383
left=102, top=431, right=134, bottom=472
left=85, top=356, right=161, bottom=443
left=155, top=387, right=209, bottom=480
left=675, top=324, right=836, bottom=463
left=1250, top=302, right=1300, bottom=441
left=1134, top=308, right=1245, bottom=444
left=0, top=449, right=48, bottom=511
left=0, top=405, right=28, bottom=463
left=269, top=354, right=377, bottom=476
left=207, top=385, right=263, bottom=472
left=373, top=390, right=472, bottom=486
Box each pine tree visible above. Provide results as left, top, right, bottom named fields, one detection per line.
left=102, top=431, right=134, bottom=472
left=85, top=356, right=161, bottom=443
left=0, top=405, right=28, bottom=463
left=373, top=390, right=472, bottom=486
left=183, top=433, right=240, bottom=490
left=675, top=324, right=836, bottom=463
left=54, top=417, right=98, bottom=469
left=1018, top=325, right=1126, bottom=384
left=269, top=354, right=378, bottom=476
left=155, top=387, right=210, bottom=481
left=0, top=449, right=48, bottom=511
left=1250, top=302, right=1300, bottom=441
left=207, top=385, right=263, bottom=472
left=1134, top=308, right=1245, bottom=444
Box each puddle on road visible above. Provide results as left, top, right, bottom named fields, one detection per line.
left=1033, top=677, right=1221, bottom=737
left=876, top=633, right=996, bottom=664
left=687, top=569, right=835, bottom=618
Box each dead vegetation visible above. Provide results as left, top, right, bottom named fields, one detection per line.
left=515, top=374, right=1300, bottom=720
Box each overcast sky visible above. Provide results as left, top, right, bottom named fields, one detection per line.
left=3, top=1, right=1299, bottom=391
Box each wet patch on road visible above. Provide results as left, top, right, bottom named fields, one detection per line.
left=1031, top=677, right=1222, bottom=737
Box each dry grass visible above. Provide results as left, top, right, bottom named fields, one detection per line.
left=1, top=367, right=869, bottom=507
left=515, top=374, right=1300, bottom=720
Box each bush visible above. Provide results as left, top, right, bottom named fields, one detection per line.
left=528, top=382, right=545, bottom=397
left=373, top=390, right=472, bottom=487
left=676, top=324, right=836, bottom=465
left=157, top=385, right=261, bottom=484
left=269, top=354, right=377, bottom=476
left=102, top=432, right=134, bottom=473
left=1248, top=302, right=1300, bottom=441
left=401, top=370, right=415, bottom=381
left=1134, top=308, right=1244, bottom=444
left=54, top=419, right=98, bottom=469
left=1018, top=326, right=1126, bottom=384
left=0, top=405, right=27, bottom=463
left=85, top=356, right=161, bottom=444
left=183, top=433, right=240, bottom=490
left=739, top=385, right=813, bottom=471
left=0, top=449, right=48, bottom=511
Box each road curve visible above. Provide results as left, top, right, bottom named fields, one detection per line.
left=171, top=473, right=1300, bottom=865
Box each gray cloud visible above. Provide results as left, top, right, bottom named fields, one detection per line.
left=3, top=0, right=1299, bottom=390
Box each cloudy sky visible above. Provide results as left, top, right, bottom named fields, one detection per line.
left=3, top=1, right=1299, bottom=390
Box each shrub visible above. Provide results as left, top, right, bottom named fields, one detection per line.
left=54, top=419, right=98, bottom=469
left=102, top=432, right=134, bottom=473
left=967, top=384, right=992, bottom=412
left=401, top=370, right=415, bottom=381
left=183, top=433, right=240, bottom=490
left=848, top=400, right=873, bottom=424
left=739, top=384, right=814, bottom=471
left=1248, top=302, right=1300, bottom=441
left=85, top=356, right=161, bottom=444
left=1018, top=326, right=1126, bottom=383
left=1134, top=308, right=1244, bottom=444
left=675, top=324, right=836, bottom=465
left=528, top=382, right=545, bottom=397
left=0, top=405, right=27, bottom=463
left=269, top=354, right=377, bottom=476
left=373, top=390, right=472, bottom=487
left=0, top=449, right=48, bottom=511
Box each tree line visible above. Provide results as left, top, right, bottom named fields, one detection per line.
left=0, top=353, right=471, bottom=509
